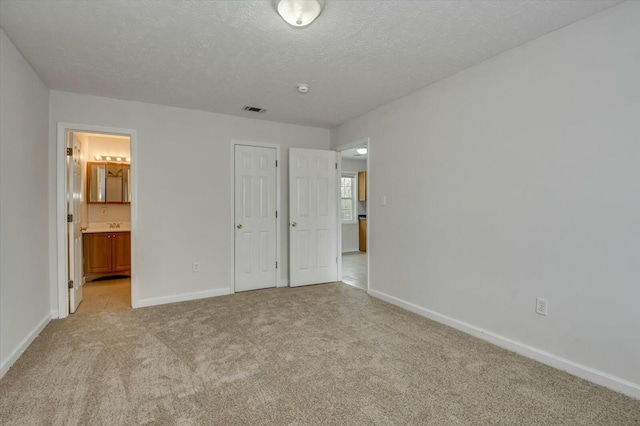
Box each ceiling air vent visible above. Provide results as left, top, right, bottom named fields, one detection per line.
left=243, top=105, right=267, bottom=113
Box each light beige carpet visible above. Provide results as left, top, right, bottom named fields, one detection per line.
left=1, top=283, right=638, bottom=425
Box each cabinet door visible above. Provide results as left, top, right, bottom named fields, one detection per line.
left=359, top=219, right=367, bottom=252
left=87, top=162, right=106, bottom=203
left=111, top=232, right=131, bottom=272
left=106, top=163, right=124, bottom=203
left=358, top=171, right=367, bottom=201
left=83, top=233, right=111, bottom=273
left=122, top=164, right=131, bottom=203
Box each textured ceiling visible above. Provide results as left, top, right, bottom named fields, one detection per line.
left=0, top=0, right=622, bottom=128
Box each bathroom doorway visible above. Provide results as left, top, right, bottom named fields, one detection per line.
left=57, top=123, right=137, bottom=318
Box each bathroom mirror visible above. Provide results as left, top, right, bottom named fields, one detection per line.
left=87, top=162, right=131, bottom=204
left=123, top=164, right=131, bottom=203
left=88, top=163, right=106, bottom=203
left=105, top=163, right=123, bottom=203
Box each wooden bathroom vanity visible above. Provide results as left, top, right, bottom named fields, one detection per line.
left=83, top=230, right=131, bottom=282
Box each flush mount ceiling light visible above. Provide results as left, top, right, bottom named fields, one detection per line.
left=274, top=0, right=323, bottom=28
left=356, top=148, right=368, bottom=155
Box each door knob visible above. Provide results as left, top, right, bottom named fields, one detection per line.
left=291, top=222, right=297, bottom=227
left=236, top=224, right=243, bottom=229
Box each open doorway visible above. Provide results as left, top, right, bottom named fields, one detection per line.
left=338, top=139, right=369, bottom=291
left=74, top=132, right=132, bottom=313
left=57, top=123, right=137, bottom=318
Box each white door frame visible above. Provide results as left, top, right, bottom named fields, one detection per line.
left=229, top=140, right=281, bottom=292
left=335, top=137, right=370, bottom=293
left=56, top=122, right=138, bottom=318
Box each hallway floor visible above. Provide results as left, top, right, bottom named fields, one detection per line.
left=341, top=251, right=367, bottom=290
left=75, top=277, right=131, bottom=313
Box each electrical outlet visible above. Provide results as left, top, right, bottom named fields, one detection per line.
left=101, top=207, right=108, bottom=216
left=381, top=195, right=387, bottom=206
left=192, top=262, right=200, bottom=272
left=535, top=297, right=548, bottom=316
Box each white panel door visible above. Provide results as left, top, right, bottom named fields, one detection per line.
left=68, top=132, right=83, bottom=313
left=289, top=148, right=338, bottom=287
left=234, top=145, right=277, bottom=292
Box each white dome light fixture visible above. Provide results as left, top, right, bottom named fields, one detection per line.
left=356, top=148, right=368, bottom=155
left=274, top=0, right=323, bottom=28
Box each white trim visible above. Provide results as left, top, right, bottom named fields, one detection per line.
left=342, top=247, right=360, bottom=253
left=278, top=279, right=289, bottom=288
left=229, top=140, right=281, bottom=293
left=56, top=123, right=138, bottom=317
left=0, top=312, right=52, bottom=379
left=137, top=288, right=230, bottom=308
left=368, top=288, right=640, bottom=400
left=336, top=155, right=342, bottom=281
left=335, top=137, right=370, bottom=153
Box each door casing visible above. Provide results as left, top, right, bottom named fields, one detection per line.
left=229, top=140, right=281, bottom=292
left=56, top=122, right=138, bottom=318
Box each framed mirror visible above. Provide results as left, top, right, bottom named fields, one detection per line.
left=106, top=163, right=123, bottom=203
left=87, top=162, right=131, bottom=204
left=88, top=163, right=106, bottom=203
left=123, top=164, right=131, bottom=203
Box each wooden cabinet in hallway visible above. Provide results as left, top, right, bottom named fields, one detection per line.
left=358, top=171, right=367, bottom=201
left=358, top=218, right=367, bottom=252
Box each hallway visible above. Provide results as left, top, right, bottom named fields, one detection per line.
left=341, top=252, right=367, bottom=290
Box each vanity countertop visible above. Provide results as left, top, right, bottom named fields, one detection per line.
left=82, top=222, right=131, bottom=233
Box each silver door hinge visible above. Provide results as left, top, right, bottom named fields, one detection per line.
left=276, top=261, right=278, bottom=268
left=336, top=257, right=338, bottom=263
left=67, top=214, right=73, bottom=223
left=275, top=211, right=278, bottom=218
left=276, top=160, right=278, bottom=167
left=66, top=147, right=73, bottom=156
left=335, top=163, right=338, bottom=169
left=68, top=280, right=73, bottom=289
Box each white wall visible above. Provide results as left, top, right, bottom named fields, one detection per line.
left=332, top=2, right=640, bottom=397
left=87, top=204, right=131, bottom=224
left=49, top=91, right=330, bottom=307
left=0, top=29, right=51, bottom=377
left=341, top=158, right=366, bottom=252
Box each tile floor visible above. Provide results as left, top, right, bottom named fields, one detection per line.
left=341, top=251, right=367, bottom=290
left=75, top=277, right=131, bottom=313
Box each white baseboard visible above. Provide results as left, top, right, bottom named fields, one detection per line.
left=277, top=280, right=290, bottom=288
left=368, top=288, right=640, bottom=400
left=136, top=288, right=231, bottom=308
left=0, top=311, right=53, bottom=379
left=342, top=248, right=360, bottom=253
